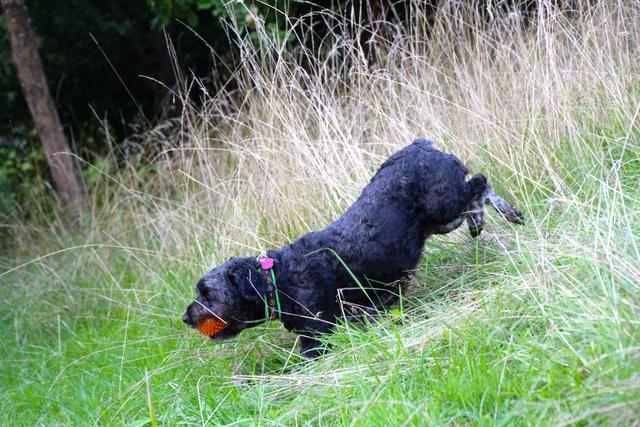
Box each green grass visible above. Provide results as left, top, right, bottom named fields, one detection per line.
left=2, top=2, right=640, bottom=425
left=2, top=178, right=638, bottom=425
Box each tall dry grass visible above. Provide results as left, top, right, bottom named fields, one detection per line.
left=73, top=0, right=638, bottom=265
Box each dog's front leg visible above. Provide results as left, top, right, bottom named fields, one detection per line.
left=300, top=335, right=326, bottom=358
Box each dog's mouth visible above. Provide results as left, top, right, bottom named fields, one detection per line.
left=196, top=317, right=228, bottom=337
left=189, top=310, right=264, bottom=341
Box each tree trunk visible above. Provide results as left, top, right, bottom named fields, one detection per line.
left=1, top=0, right=83, bottom=212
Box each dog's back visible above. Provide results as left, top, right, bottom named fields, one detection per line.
left=278, top=140, right=472, bottom=328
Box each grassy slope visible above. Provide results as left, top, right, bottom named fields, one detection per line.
left=1, top=3, right=639, bottom=425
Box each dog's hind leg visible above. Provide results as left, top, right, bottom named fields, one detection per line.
left=430, top=174, right=524, bottom=237
left=465, top=178, right=524, bottom=236
left=484, top=187, right=525, bottom=225
left=463, top=173, right=488, bottom=237
left=432, top=173, right=487, bottom=236
left=465, top=195, right=485, bottom=237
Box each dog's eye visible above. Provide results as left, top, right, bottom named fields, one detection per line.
left=196, top=279, right=209, bottom=297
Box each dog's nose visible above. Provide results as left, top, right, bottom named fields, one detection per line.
left=182, top=313, right=190, bottom=324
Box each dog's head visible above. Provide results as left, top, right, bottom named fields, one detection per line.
left=182, top=257, right=272, bottom=340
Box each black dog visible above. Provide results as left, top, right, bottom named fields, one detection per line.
left=182, top=139, right=523, bottom=356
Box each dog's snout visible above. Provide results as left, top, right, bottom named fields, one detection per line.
left=182, top=313, right=190, bottom=324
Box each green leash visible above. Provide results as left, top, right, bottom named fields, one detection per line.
left=256, top=255, right=282, bottom=321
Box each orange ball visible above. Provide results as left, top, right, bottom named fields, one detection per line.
left=197, top=317, right=226, bottom=337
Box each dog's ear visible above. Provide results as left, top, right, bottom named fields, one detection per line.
left=226, top=260, right=268, bottom=304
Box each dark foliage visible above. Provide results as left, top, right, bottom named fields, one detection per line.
left=0, top=0, right=378, bottom=214
left=0, top=0, right=543, bottom=217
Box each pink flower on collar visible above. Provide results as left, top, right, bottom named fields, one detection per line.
left=259, top=257, right=274, bottom=270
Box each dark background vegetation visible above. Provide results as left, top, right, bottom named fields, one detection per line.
left=0, top=0, right=390, bottom=216
left=1, top=0, right=539, bottom=217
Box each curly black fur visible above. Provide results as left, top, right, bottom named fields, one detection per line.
left=182, top=139, right=523, bottom=356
